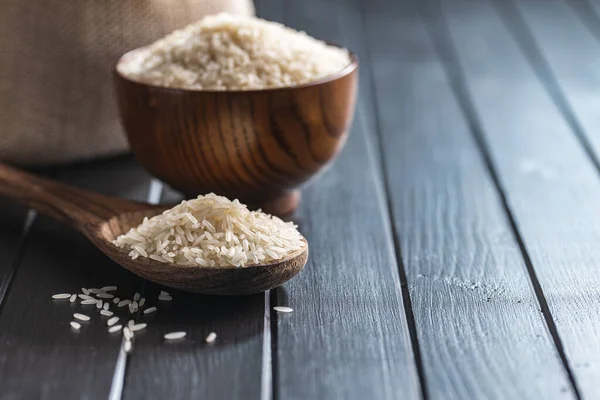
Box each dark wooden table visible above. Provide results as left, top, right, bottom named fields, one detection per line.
left=2, top=0, right=600, bottom=398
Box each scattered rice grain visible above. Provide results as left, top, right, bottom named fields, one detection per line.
left=131, top=323, right=147, bottom=332
left=108, top=324, right=123, bottom=333
left=69, top=294, right=77, bottom=303
left=70, top=321, right=81, bottom=330
left=273, top=306, right=293, bottom=313
left=73, top=313, right=90, bottom=321
left=100, top=310, right=113, bottom=317
left=143, top=307, right=157, bottom=315
left=205, top=332, right=217, bottom=343
left=107, top=317, right=120, bottom=326
left=52, top=293, right=71, bottom=299
left=164, top=331, right=186, bottom=340
left=118, top=300, right=131, bottom=307
left=123, top=327, right=133, bottom=340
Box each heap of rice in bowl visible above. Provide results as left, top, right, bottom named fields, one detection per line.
left=113, top=193, right=305, bottom=268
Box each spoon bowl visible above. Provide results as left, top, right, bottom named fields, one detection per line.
left=0, top=162, right=308, bottom=295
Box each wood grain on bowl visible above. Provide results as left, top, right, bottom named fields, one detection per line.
left=114, top=51, right=358, bottom=216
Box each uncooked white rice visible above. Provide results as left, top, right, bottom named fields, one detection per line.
left=113, top=193, right=305, bottom=268
left=143, top=307, right=157, bottom=315
left=73, top=313, right=90, bottom=321
left=107, top=317, right=120, bottom=326
left=101, top=286, right=118, bottom=292
left=100, top=310, right=113, bottom=317
left=103, top=303, right=110, bottom=311
left=52, top=293, right=71, bottom=299
left=160, top=291, right=170, bottom=297
left=108, top=325, right=123, bottom=333
left=123, top=327, right=133, bottom=340
left=70, top=321, right=81, bottom=330
left=69, top=294, right=77, bottom=303
left=118, top=300, right=131, bottom=308
left=113, top=297, right=120, bottom=304
left=164, top=331, right=186, bottom=340
left=139, top=298, right=146, bottom=307
left=133, top=293, right=140, bottom=301
left=124, top=341, right=132, bottom=353
left=88, top=288, right=103, bottom=294
left=97, top=293, right=114, bottom=299
left=119, top=13, right=351, bottom=90
left=205, top=332, right=217, bottom=343
left=81, top=299, right=97, bottom=305
left=82, top=288, right=90, bottom=295
left=79, top=294, right=94, bottom=300
left=96, top=301, right=103, bottom=309
left=159, top=296, right=172, bottom=302
left=130, top=323, right=147, bottom=332
left=273, top=306, right=293, bottom=313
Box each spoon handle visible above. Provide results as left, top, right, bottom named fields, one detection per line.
left=0, top=162, right=139, bottom=229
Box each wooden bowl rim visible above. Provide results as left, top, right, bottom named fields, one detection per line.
left=115, top=44, right=359, bottom=94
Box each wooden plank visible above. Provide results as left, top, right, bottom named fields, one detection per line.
left=0, top=199, right=30, bottom=306
left=265, top=1, right=422, bottom=399
left=122, top=185, right=265, bottom=400
left=432, top=0, right=600, bottom=397
left=0, top=156, right=153, bottom=399
left=568, top=0, right=600, bottom=34
left=507, top=0, right=600, bottom=177
left=362, top=1, right=576, bottom=399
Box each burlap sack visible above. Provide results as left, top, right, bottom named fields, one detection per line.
left=0, top=0, right=254, bottom=166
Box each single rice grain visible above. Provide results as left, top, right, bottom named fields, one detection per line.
left=73, top=313, right=90, bottom=321
left=205, top=332, right=217, bottom=343
left=164, top=331, right=186, bottom=340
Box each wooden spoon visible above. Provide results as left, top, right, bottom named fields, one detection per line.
left=0, top=162, right=308, bottom=295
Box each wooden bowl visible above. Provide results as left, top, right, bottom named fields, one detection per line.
left=114, top=47, right=358, bottom=215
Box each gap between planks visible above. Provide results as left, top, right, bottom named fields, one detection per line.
left=108, top=179, right=164, bottom=400
left=356, top=0, right=429, bottom=398
left=418, top=1, right=582, bottom=398
left=0, top=209, right=37, bottom=311
left=492, top=0, right=600, bottom=182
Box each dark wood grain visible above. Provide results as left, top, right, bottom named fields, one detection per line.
left=363, top=1, right=576, bottom=399
left=0, top=199, right=29, bottom=306
left=433, top=0, right=600, bottom=397
left=262, top=1, right=423, bottom=399
left=0, top=156, right=152, bottom=400
left=114, top=50, right=358, bottom=216
left=509, top=0, right=600, bottom=177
